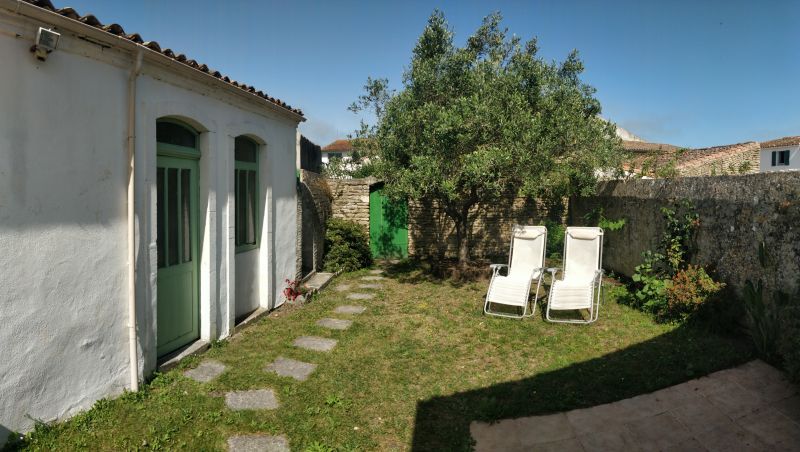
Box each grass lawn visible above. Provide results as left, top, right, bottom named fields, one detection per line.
left=8, top=263, right=752, bottom=451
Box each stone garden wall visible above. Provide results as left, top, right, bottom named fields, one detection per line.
left=570, top=172, right=800, bottom=296
left=408, top=196, right=566, bottom=260
left=298, top=170, right=333, bottom=276
left=327, top=177, right=377, bottom=234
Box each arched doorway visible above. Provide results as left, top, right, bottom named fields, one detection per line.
left=156, top=119, right=200, bottom=357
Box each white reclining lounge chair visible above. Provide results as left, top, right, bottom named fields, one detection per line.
left=484, top=225, right=547, bottom=319
left=546, top=227, right=604, bottom=324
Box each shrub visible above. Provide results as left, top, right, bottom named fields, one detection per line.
left=323, top=218, right=372, bottom=273
left=543, top=220, right=564, bottom=260
left=663, top=265, right=725, bottom=322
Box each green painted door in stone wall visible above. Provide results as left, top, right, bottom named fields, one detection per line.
left=369, top=186, right=408, bottom=259
left=156, top=155, right=200, bottom=357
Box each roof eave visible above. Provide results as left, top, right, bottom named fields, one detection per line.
left=2, top=0, right=306, bottom=123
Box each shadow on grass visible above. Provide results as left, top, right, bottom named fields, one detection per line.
left=410, top=323, right=752, bottom=451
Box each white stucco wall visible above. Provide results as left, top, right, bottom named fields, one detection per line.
left=235, top=249, right=260, bottom=318
left=760, top=145, right=800, bottom=172
left=0, top=6, right=299, bottom=437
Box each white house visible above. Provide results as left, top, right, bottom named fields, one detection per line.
left=321, top=139, right=354, bottom=164
left=760, top=136, right=800, bottom=172
left=0, top=0, right=303, bottom=439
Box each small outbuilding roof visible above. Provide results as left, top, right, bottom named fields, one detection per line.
left=322, top=139, right=354, bottom=152
left=760, top=136, right=800, bottom=148
left=19, top=0, right=303, bottom=118
left=622, top=140, right=681, bottom=154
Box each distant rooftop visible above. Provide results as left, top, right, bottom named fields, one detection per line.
left=760, top=136, right=800, bottom=148
left=322, top=139, right=353, bottom=152
left=622, top=140, right=681, bottom=154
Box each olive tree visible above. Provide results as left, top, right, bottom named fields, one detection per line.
left=351, top=11, right=623, bottom=266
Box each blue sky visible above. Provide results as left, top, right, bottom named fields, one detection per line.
left=64, top=0, right=799, bottom=148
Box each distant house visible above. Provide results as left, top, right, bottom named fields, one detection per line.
left=321, top=139, right=354, bottom=163
left=760, top=136, right=800, bottom=172
left=0, top=0, right=303, bottom=439
left=623, top=139, right=760, bottom=177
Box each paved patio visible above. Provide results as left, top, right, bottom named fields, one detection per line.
left=471, top=360, right=800, bottom=451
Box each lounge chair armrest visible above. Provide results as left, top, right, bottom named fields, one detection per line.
left=489, top=264, right=508, bottom=276
left=547, top=267, right=561, bottom=280
left=531, top=267, right=545, bottom=280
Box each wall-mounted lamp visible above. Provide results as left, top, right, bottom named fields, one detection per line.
left=31, top=27, right=60, bottom=61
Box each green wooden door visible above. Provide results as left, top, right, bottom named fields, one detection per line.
left=369, top=186, right=408, bottom=259
left=156, top=155, right=199, bottom=357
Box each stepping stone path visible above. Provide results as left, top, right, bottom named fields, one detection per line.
left=226, top=274, right=381, bottom=449
left=293, top=336, right=337, bottom=352
left=334, top=284, right=352, bottom=292
left=317, top=318, right=352, bottom=330
left=334, top=305, right=367, bottom=315
left=224, top=389, right=279, bottom=411
left=183, top=360, right=226, bottom=383
left=265, top=356, right=317, bottom=381
left=228, top=435, right=290, bottom=452
left=358, top=283, right=383, bottom=289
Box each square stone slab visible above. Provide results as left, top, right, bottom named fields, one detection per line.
left=184, top=360, right=226, bottom=383
left=265, top=356, right=317, bottom=381
left=334, top=284, right=352, bottom=292
left=358, top=283, right=383, bottom=289
left=317, top=318, right=353, bottom=330
left=224, top=389, right=279, bottom=410
left=228, top=434, right=289, bottom=452
left=293, top=336, right=338, bottom=352
left=368, top=269, right=384, bottom=274
left=361, top=276, right=385, bottom=281
left=347, top=293, right=374, bottom=300
left=334, top=305, right=367, bottom=315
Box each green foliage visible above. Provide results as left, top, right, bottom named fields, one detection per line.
left=583, top=207, right=625, bottom=231
left=626, top=201, right=723, bottom=323
left=350, top=10, right=624, bottom=263
left=659, top=201, right=699, bottom=272
left=664, top=265, right=725, bottom=322
left=543, top=220, right=565, bottom=259
left=323, top=219, right=372, bottom=273
left=629, top=251, right=671, bottom=316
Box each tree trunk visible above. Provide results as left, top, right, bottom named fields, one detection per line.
left=453, top=216, right=470, bottom=269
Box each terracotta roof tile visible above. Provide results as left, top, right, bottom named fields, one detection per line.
left=622, top=140, right=680, bottom=154
left=678, top=142, right=759, bottom=168
left=322, top=139, right=353, bottom=152
left=760, top=136, right=800, bottom=148
left=20, top=0, right=304, bottom=118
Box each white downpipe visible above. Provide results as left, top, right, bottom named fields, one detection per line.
left=127, top=49, right=143, bottom=391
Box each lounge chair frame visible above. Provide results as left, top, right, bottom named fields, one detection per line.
left=546, top=227, right=604, bottom=324
left=484, top=225, right=546, bottom=319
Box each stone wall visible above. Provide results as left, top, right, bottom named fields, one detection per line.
left=327, top=177, right=377, bottom=234
left=298, top=170, right=333, bottom=275
left=409, top=195, right=567, bottom=260
left=570, top=172, right=800, bottom=296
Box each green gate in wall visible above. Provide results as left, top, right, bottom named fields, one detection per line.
left=369, top=185, right=408, bottom=259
